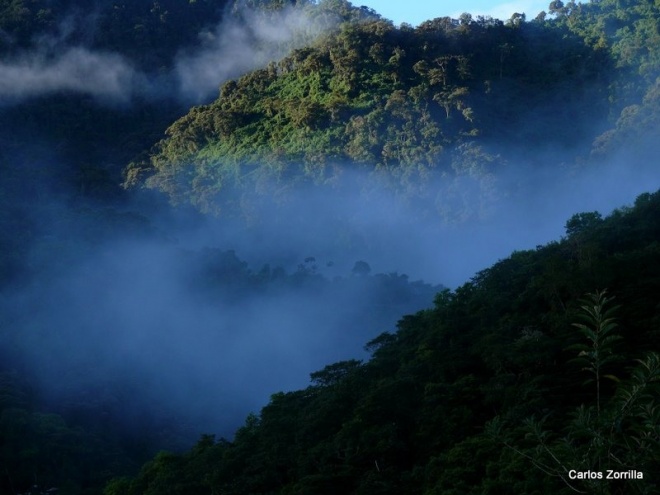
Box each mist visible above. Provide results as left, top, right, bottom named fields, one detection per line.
left=0, top=47, right=138, bottom=101
left=3, top=133, right=657, bottom=445
left=1, top=221, right=439, bottom=439
left=1, top=2, right=659, bottom=453
left=173, top=144, right=660, bottom=290
left=175, top=4, right=339, bottom=102
left=0, top=8, right=140, bottom=103
left=0, top=3, right=338, bottom=105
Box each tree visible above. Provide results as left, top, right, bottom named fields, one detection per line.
left=567, top=290, right=622, bottom=415
left=565, top=211, right=603, bottom=237
left=352, top=260, right=371, bottom=276
left=489, top=290, right=659, bottom=494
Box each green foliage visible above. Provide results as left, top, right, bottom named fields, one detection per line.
left=3, top=1, right=660, bottom=493
left=0, top=1, right=228, bottom=67
left=493, top=349, right=660, bottom=495
left=0, top=371, right=137, bottom=495
left=490, top=285, right=659, bottom=494
left=565, top=212, right=604, bottom=237
left=310, top=360, right=363, bottom=386
left=111, top=191, right=660, bottom=494
left=132, top=6, right=620, bottom=215
left=567, top=290, right=622, bottom=413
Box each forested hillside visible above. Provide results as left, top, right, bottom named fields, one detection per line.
left=107, top=190, right=660, bottom=495
left=112, top=1, right=660, bottom=493
left=0, top=0, right=230, bottom=288
left=0, top=0, right=659, bottom=494
left=0, top=0, right=272, bottom=68
left=0, top=247, right=442, bottom=494
left=128, top=0, right=660, bottom=217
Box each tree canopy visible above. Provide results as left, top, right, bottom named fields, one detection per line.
left=128, top=0, right=660, bottom=216
left=107, top=190, right=660, bottom=494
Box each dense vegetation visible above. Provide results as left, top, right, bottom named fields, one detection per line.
left=0, top=0, right=659, bottom=494
left=0, top=0, right=376, bottom=285
left=106, top=190, right=660, bottom=495
left=0, top=0, right=227, bottom=67
left=0, top=247, right=440, bottom=494
left=0, top=0, right=235, bottom=289
left=128, top=0, right=660, bottom=216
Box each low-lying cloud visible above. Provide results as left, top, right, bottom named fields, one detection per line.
left=0, top=4, right=336, bottom=104
left=1, top=229, right=437, bottom=440
left=2, top=128, right=658, bottom=445
left=0, top=47, right=138, bottom=102
left=175, top=5, right=337, bottom=102
left=2, top=1, right=659, bottom=451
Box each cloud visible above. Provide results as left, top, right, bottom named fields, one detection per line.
left=0, top=226, right=437, bottom=439
left=0, top=47, right=139, bottom=103
left=2, top=0, right=658, bottom=448
left=0, top=4, right=337, bottom=104
left=0, top=9, right=144, bottom=103
left=175, top=5, right=337, bottom=102
left=2, top=124, right=658, bottom=444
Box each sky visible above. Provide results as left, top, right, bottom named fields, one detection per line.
left=358, top=0, right=550, bottom=25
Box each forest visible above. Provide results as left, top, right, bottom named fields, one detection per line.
left=0, top=0, right=658, bottom=494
